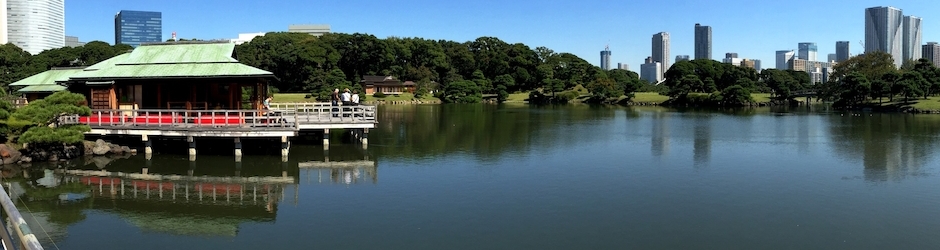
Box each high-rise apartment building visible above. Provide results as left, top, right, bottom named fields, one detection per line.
left=694, top=23, right=712, bottom=60
left=865, top=6, right=904, bottom=67
left=6, top=0, right=65, bottom=55
left=600, top=46, right=611, bottom=70
left=652, top=32, right=670, bottom=77
left=65, top=36, right=85, bottom=47
left=776, top=50, right=795, bottom=70
left=617, top=63, right=629, bottom=71
left=798, top=42, right=818, bottom=61
left=115, top=10, right=163, bottom=47
left=836, top=41, right=851, bottom=62
left=903, top=15, right=923, bottom=61
left=288, top=24, right=330, bottom=36
left=640, top=57, right=662, bottom=84
left=923, top=42, right=940, bottom=67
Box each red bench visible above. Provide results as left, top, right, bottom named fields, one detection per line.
left=193, top=115, right=243, bottom=125
left=132, top=115, right=182, bottom=125
left=79, top=115, right=125, bottom=124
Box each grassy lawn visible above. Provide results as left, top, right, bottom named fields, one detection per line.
left=631, top=92, right=671, bottom=103
left=751, top=93, right=772, bottom=103
left=272, top=93, right=317, bottom=103
left=878, top=96, right=940, bottom=110
left=505, top=93, right=529, bottom=103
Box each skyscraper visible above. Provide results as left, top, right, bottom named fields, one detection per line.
left=600, top=46, right=611, bottom=70
left=675, top=55, right=690, bottom=62
left=652, top=32, right=670, bottom=76
left=903, top=15, right=923, bottom=61
left=725, top=52, right=738, bottom=59
left=865, top=6, right=904, bottom=67
left=836, top=41, right=851, bottom=62
left=5, top=0, right=65, bottom=55
left=617, top=63, right=629, bottom=71
left=641, top=57, right=662, bottom=83
left=923, top=42, right=940, bottom=67
left=115, top=10, right=163, bottom=47
left=827, top=53, right=837, bottom=63
left=776, top=50, right=794, bottom=70
left=798, top=43, right=818, bottom=61
left=694, top=23, right=712, bottom=60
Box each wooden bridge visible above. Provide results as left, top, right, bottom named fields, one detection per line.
left=790, top=89, right=818, bottom=98
left=57, top=103, right=378, bottom=159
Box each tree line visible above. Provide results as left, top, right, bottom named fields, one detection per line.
left=0, top=42, right=133, bottom=89
left=234, top=32, right=646, bottom=103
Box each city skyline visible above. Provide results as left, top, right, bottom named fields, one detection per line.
left=62, top=1, right=940, bottom=72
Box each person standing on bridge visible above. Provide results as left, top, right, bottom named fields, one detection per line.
left=351, top=90, right=360, bottom=106
left=331, top=89, right=340, bottom=106
left=341, top=88, right=352, bottom=106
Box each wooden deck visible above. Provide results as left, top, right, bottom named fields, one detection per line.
left=58, top=103, right=377, bottom=137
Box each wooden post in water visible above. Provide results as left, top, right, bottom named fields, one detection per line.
left=362, top=128, right=369, bottom=149
left=281, top=136, right=290, bottom=159
left=142, top=134, right=153, bottom=155
left=234, top=137, right=243, bottom=158
left=187, top=136, right=196, bottom=160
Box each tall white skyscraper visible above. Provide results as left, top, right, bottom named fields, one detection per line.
left=652, top=32, right=670, bottom=76
left=865, top=6, right=904, bottom=67
left=6, top=0, right=65, bottom=55
left=903, top=15, right=923, bottom=62
left=798, top=42, right=818, bottom=61
left=776, top=50, right=794, bottom=70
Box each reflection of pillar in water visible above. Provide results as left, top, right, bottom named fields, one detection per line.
left=651, top=112, right=669, bottom=157
left=188, top=161, right=195, bottom=177
left=235, top=160, right=242, bottom=177
left=344, top=170, right=352, bottom=184
left=693, top=116, right=711, bottom=166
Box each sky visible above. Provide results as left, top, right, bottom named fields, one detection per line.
left=66, top=0, right=940, bottom=71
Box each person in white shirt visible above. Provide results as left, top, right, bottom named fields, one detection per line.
left=351, top=90, right=360, bottom=106
left=341, top=88, right=351, bottom=105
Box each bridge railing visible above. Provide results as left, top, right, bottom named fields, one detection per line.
left=270, top=103, right=376, bottom=124
left=58, top=109, right=298, bottom=130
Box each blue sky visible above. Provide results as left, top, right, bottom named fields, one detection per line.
left=67, top=0, right=939, bottom=71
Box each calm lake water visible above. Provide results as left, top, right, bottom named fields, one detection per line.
left=10, top=104, right=940, bottom=249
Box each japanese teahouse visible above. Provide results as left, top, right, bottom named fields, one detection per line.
left=64, top=41, right=275, bottom=111
left=9, top=67, right=86, bottom=102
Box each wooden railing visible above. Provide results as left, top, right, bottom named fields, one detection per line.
left=58, top=109, right=297, bottom=130
left=269, top=103, right=377, bottom=124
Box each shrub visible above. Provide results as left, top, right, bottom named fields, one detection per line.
left=373, top=92, right=387, bottom=98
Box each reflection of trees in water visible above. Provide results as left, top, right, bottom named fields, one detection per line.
left=829, top=114, right=940, bottom=182
left=374, top=104, right=618, bottom=161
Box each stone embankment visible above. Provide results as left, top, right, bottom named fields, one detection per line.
left=0, top=139, right=135, bottom=165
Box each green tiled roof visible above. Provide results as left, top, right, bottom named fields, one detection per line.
left=71, top=63, right=273, bottom=79
left=16, top=85, right=67, bottom=93
left=84, top=53, right=131, bottom=71
left=118, top=43, right=238, bottom=65
left=9, top=68, right=86, bottom=86
left=70, top=42, right=273, bottom=80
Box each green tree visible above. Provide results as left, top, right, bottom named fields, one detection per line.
left=586, top=77, right=623, bottom=102
left=13, top=91, right=91, bottom=144
left=715, top=84, right=753, bottom=106
left=835, top=73, right=872, bottom=107
left=443, top=80, right=482, bottom=103
left=493, top=74, right=515, bottom=102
